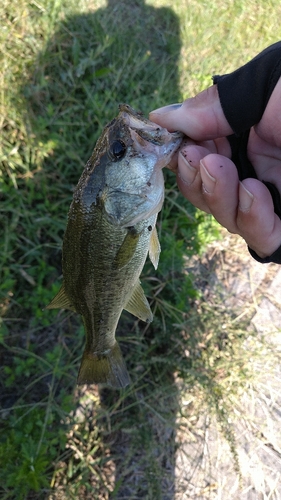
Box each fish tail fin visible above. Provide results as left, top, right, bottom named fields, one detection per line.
left=77, top=342, right=130, bottom=389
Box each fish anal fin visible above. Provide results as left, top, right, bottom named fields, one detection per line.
left=77, top=342, right=130, bottom=388
left=46, top=284, right=76, bottom=311
left=149, top=226, right=161, bottom=270
left=124, top=281, right=153, bottom=323
left=113, top=227, right=140, bottom=270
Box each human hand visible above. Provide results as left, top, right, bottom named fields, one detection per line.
left=150, top=77, right=281, bottom=260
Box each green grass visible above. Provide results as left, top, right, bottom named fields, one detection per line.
left=1, top=0, right=281, bottom=498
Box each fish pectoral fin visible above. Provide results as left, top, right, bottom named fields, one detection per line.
left=149, top=226, right=161, bottom=270
left=46, top=284, right=76, bottom=311
left=124, top=281, right=153, bottom=323
left=113, top=227, right=140, bottom=270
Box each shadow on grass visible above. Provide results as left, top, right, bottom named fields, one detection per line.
left=1, top=1, right=204, bottom=498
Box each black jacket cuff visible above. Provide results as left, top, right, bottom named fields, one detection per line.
left=213, top=42, right=281, bottom=264
left=213, top=42, right=281, bottom=135
left=248, top=245, right=281, bottom=264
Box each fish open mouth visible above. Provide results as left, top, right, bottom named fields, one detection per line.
left=119, top=103, right=183, bottom=148
left=118, top=104, right=183, bottom=175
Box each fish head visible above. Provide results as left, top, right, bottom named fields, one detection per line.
left=77, top=104, right=183, bottom=227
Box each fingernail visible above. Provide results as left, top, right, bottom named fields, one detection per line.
left=200, top=160, right=216, bottom=194
left=150, top=103, right=182, bottom=115
left=239, top=182, right=254, bottom=212
left=178, top=151, right=197, bottom=184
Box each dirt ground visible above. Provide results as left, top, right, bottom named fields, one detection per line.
left=60, top=231, right=281, bottom=500
left=175, top=230, right=281, bottom=500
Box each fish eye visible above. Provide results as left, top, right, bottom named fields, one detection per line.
left=110, top=140, right=127, bottom=161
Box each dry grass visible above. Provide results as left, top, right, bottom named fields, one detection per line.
left=174, top=232, right=281, bottom=499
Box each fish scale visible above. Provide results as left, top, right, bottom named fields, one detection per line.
left=47, top=104, right=183, bottom=388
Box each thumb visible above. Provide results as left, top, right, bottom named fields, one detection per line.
left=149, top=85, right=234, bottom=141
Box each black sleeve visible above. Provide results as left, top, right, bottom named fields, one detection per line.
left=213, top=41, right=281, bottom=182
left=213, top=41, right=281, bottom=135
left=212, top=42, right=281, bottom=264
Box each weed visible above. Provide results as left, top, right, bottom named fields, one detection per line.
left=1, top=0, right=281, bottom=498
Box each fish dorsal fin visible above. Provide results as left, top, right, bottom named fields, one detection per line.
left=124, top=281, right=153, bottom=323
left=46, top=284, right=76, bottom=311
left=149, top=226, right=161, bottom=270
left=113, top=228, right=140, bottom=270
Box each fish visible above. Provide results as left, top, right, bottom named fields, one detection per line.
left=47, top=104, right=183, bottom=388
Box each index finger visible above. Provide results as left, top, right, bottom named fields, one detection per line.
left=149, top=85, right=233, bottom=141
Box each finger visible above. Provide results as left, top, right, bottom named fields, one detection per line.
left=237, top=178, right=281, bottom=258
left=176, top=143, right=235, bottom=212
left=247, top=128, right=281, bottom=190
left=177, top=145, right=218, bottom=213
left=166, top=137, right=197, bottom=172
left=178, top=149, right=281, bottom=259
left=149, top=85, right=233, bottom=140
left=198, top=154, right=240, bottom=232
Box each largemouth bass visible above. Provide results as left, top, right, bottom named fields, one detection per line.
left=47, top=104, right=182, bottom=388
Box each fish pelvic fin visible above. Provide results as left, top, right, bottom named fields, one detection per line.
left=77, top=342, right=130, bottom=388
left=149, top=226, right=161, bottom=270
left=46, top=283, right=76, bottom=312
